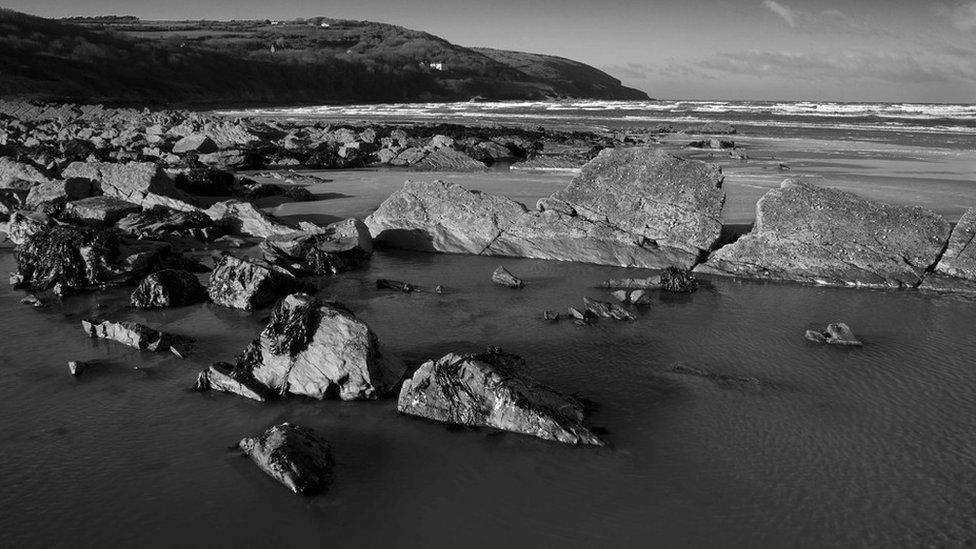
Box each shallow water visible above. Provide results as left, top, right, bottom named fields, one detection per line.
left=2, top=246, right=976, bottom=547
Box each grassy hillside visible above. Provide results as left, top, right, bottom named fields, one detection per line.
left=0, top=11, right=648, bottom=106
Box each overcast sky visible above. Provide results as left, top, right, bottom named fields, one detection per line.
left=7, top=0, right=976, bottom=102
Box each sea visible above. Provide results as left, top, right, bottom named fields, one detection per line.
left=2, top=100, right=976, bottom=547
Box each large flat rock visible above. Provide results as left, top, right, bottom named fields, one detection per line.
left=698, top=179, right=951, bottom=288
left=365, top=148, right=725, bottom=268
left=61, top=161, right=198, bottom=211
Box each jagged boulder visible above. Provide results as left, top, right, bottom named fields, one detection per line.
left=491, top=266, right=523, bottom=288
left=1, top=211, right=53, bottom=245
left=207, top=254, right=304, bottom=310
left=196, top=361, right=275, bottom=402
left=82, top=319, right=193, bottom=355
left=238, top=423, right=334, bottom=495
left=921, top=208, right=976, bottom=292
left=63, top=196, right=141, bottom=227
left=261, top=219, right=373, bottom=276
left=131, top=269, right=207, bottom=308
left=397, top=348, right=604, bottom=445
left=199, top=293, right=405, bottom=401
left=365, top=180, right=528, bottom=254
left=15, top=225, right=177, bottom=291
left=698, top=179, right=951, bottom=288
left=205, top=200, right=296, bottom=238
left=61, top=161, right=197, bottom=211
left=411, top=148, right=486, bottom=171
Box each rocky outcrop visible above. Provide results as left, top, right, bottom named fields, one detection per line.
left=261, top=219, right=373, bottom=276
left=14, top=225, right=178, bottom=291
left=238, top=423, right=334, bottom=496
left=366, top=148, right=725, bottom=269
left=200, top=293, right=405, bottom=401
left=397, top=348, right=603, bottom=445
left=60, top=161, right=197, bottom=211
left=131, top=269, right=207, bottom=308
left=920, top=208, right=976, bottom=293
left=63, top=196, right=141, bottom=227
left=207, top=254, right=304, bottom=310
left=698, top=179, right=951, bottom=288
left=82, top=319, right=193, bottom=355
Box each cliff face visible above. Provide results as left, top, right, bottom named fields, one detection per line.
left=0, top=10, right=648, bottom=106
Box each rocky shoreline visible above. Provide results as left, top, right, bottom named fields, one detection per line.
left=1, top=98, right=973, bottom=495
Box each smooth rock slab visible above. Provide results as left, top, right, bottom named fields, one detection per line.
left=397, top=348, right=604, bottom=445
left=698, top=179, right=950, bottom=288
left=238, top=423, right=334, bottom=495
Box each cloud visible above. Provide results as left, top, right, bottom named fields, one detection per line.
left=762, top=0, right=797, bottom=27
left=693, top=50, right=976, bottom=84
left=945, top=2, right=976, bottom=31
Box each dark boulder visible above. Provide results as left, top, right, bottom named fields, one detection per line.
left=63, top=196, right=141, bottom=227
left=260, top=219, right=373, bottom=276
left=659, top=266, right=698, bottom=293
left=131, top=269, right=207, bottom=308
left=174, top=168, right=237, bottom=197
left=238, top=423, right=334, bottom=495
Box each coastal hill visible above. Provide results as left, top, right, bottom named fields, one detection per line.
left=0, top=10, right=648, bottom=107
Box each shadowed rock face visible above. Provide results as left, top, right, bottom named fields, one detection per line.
left=366, top=149, right=725, bottom=269
left=238, top=423, right=334, bottom=496
left=397, top=348, right=604, bottom=446
left=260, top=219, right=373, bottom=276
left=63, top=196, right=141, bottom=227
left=131, top=269, right=207, bottom=308
left=921, top=208, right=976, bottom=293
left=697, top=179, right=951, bottom=288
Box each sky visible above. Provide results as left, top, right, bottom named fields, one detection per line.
left=5, top=0, right=976, bottom=102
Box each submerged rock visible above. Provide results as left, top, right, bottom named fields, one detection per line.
left=491, top=266, right=523, bottom=288
left=81, top=319, right=193, bottom=355
left=131, top=269, right=207, bottom=308
left=805, top=323, right=863, bottom=346
left=397, top=348, right=604, bottom=445
left=200, top=293, right=405, bottom=401
left=207, top=254, right=304, bottom=310
left=68, top=360, right=87, bottom=376
left=238, top=423, right=334, bottom=496
left=698, top=179, right=950, bottom=288
left=583, top=297, right=635, bottom=321
left=376, top=279, right=415, bottom=292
